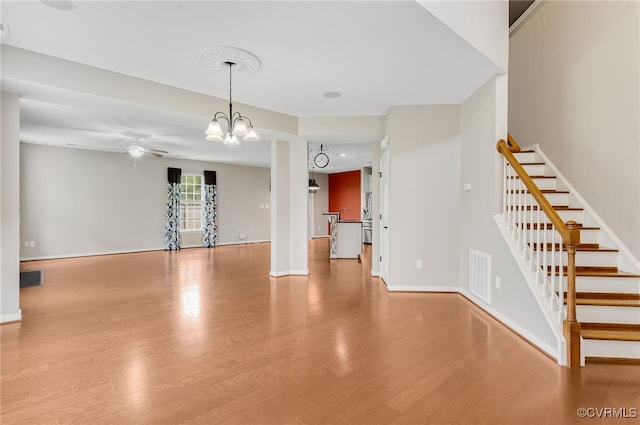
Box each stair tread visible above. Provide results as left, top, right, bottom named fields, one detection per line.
left=563, top=292, right=640, bottom=306
left=508, top=189, right=569, bottom=194
left=532, top=243, right=613, bottom=251
left=577, top=299, right=640, bottom=307
left=582, top=322, right=640, bottom=331
left=508, top=175, right=556, bottom=179
left=572, top=292, right=640, bottom=300
left=524, top=223, right=599, bottom=230
left=581, top=329, right=640, bottom=342
left=546, top=267, right=640, bottom=277
left=570, top=292, right=640, bottom=306
left=509, top=205, right=583, bottom=211
left=565, top=293, right=640, bottom=307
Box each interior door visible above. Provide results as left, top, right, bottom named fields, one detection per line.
left=379, top=151, right=390, bottom=285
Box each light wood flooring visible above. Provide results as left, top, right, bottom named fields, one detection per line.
left=3, top=239, right=639, bottom=424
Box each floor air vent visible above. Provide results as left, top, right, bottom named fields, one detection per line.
left=20, top=270, right=43, bottom=287
left=469, top=249, right=491, bottom=304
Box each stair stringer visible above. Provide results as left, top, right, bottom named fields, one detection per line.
left=533, top=144, right=640, bottom=274
left=494, top=214, right=569, bottom=366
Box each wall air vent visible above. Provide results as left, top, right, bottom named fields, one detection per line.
left=469, top=249, right=491, bottom=305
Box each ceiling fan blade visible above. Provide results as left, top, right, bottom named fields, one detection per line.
left=147, top=148, right=169, bottom=154
left=149, top=152, right=164, bottom=158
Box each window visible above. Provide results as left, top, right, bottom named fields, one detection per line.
left=180, top=174, right=203, bottom=231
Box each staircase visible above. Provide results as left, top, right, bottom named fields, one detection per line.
left=498, top=141, right=640, bottom=365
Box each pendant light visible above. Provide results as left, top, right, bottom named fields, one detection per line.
left=205, top=61, right=259, bottom=144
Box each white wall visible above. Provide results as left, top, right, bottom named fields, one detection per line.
left=509, top=0, right=640, bottom=259
left=1, top=91, right=22, bottom=322
left=460, top=77, right=557, bottom=351
left=20, top=143, right=271, bottom=259
left=419, top=0, right=508, bottom=71
left=308, top=173, right=329, bottom=238
left=386, top=105, right=461, bottom=289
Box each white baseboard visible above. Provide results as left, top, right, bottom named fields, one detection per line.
left=216, top=240, right=270, bottom=247
left=21, top=240, right=273, bottom=261
left=270, top=269, right=309, bottom=277
left=1, top=310, right=22, bottom=324
left=386, top=285, right=459, bottom=293
left=21, top=247, right=164, bottom=261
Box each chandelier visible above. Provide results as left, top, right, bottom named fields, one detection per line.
left=205, top=61, right=259, bottom=144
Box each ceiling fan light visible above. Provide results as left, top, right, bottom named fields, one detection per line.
left=243, top=126, right=259, bottom=141
left=233, top=118, right=248, bottom=136
left=205, top=119, right=223, bottom=136
left=206, top=134, right=223, bottom=142
left=128, top=146, right=145, bottom=158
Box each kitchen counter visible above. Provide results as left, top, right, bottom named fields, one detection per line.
left=323, top=213, right=362, bottom=259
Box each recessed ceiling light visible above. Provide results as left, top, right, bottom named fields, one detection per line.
left=40, top=1, right=76, bottom=11
left=323, top=91, right=342, bottom=99
left=339, top=153, right=347, bottom=157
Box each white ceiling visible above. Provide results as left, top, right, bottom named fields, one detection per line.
left=0, top=0, right=501, bottom=172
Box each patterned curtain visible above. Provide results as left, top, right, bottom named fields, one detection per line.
left=164, top=167, right=181, bottom=250
left=202, top=170, right=218, bottom=248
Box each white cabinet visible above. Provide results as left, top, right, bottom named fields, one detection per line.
left=336, top=221, right=362, bottom=259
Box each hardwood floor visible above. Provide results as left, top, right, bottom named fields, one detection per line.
left=3, top=239, right=639, bottom=424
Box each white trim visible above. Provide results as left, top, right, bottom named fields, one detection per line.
left=21, top=247, right=164, bottom=261
left=386, top=285, right=458, bottom=293
left=20, top=240, right=273, bottom=261
left=269, top=269, right=309, bottom=277
left=1, top=310, right=22, bottom=324
left=536, top=144, right=640, bottom=273
left=370, top=271, right=380, bottom=277
left=215, top=239, right=270, bottom=247
left=509, top=0, right=543, bottom=36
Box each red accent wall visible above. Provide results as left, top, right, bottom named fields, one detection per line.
left=328, top=170, right=361, bottom=221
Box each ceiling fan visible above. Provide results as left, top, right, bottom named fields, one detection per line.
left=100, top=132, right=168, bottom=158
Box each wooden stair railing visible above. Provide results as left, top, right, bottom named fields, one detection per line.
left=497, top=136, right=582, bottom=367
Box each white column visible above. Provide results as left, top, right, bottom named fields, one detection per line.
left=271, top=140, right=290, bottom=276
left=371, top=140, right=381, bottom=276
left=288, top=141, right=308, bottom=274
left=1, top=91, right=22, bottom=323
left=270, top=139, right=308, bottom=277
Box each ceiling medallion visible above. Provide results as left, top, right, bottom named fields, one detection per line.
left=200, top=47, right=260, bottom=75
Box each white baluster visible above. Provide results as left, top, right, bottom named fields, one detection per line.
left=518, top=179, right=524, bottom=246
left=535, top=204, right=541, bottom=274
left=542, top=215, right=548, bottom=287
left=509, top=162, right=516, bottom=230
left=550, top=227, right=557, bottom=307
left=529, top=192, right=535, bottom=269
left=521, top=184, right=528, bottom=254
left=558, top=235, right=564, bottom=322
left=503, top=159, right=507, bottom=221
